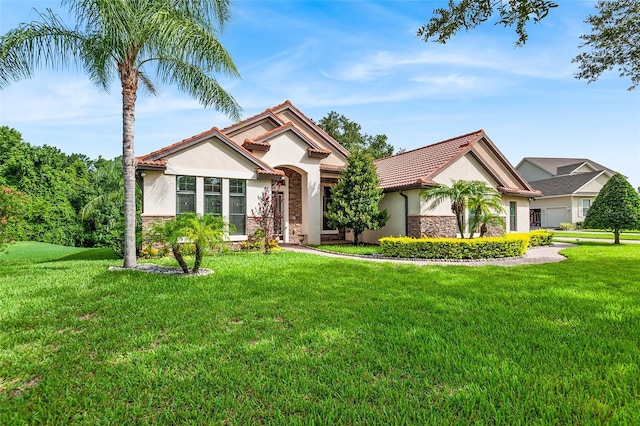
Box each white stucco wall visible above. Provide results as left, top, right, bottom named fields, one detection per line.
left=361, top=191, right=409, bottom=244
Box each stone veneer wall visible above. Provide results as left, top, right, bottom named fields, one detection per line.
left=407, top=215, right=457, bottom=238
left=282, top=168, right=302, bottom=244
left=142, top=215, right=175, bottom=231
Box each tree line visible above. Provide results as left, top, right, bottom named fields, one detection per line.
left=0, top=126, right=131, bottom=255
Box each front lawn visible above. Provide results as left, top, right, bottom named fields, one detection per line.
left=553, top=231, right=640, bottom=241
left=1, top=242, right=639, bottom=423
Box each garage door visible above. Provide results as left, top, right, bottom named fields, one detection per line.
left=546, top=208, right=567, bottom=228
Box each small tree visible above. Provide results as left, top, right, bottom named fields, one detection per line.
left=251, top=186, right=282, bottom=254
left=584, top=174, right=640, bottom=244
left=146, top=213, right=230, bottom=274
left=325, top=150, right=388, bottom=245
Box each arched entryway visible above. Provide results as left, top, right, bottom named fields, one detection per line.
left=275, top=166, right=304, bottom=244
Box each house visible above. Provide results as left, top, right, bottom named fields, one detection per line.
left=516, top=158, right=617, bottom=228
left=137, top=101, right=539, bottom=245
left=360, top=130, right=540, bottom=244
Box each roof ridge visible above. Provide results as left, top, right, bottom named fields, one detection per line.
left=376, top=129, right=484, bottom=162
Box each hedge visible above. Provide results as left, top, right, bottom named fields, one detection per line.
left=379, top=235, right=530, bottom=260
left=525, top=230, right=554, bottom=247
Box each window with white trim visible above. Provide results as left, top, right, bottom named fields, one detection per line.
left=176, top=175, right=196, bottom=214
left=204, top=177, right=222, bottom=216
left=229, top=179, right=246, bottom=235
left=581, top=198, right=592, bottom=217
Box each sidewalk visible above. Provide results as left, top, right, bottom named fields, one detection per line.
left=283, top=242, right=576, bottom=267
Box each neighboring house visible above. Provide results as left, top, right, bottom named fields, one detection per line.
left=137, top=101, right=539, bottom=245
left=516, top=157, right=617, bottom=228
left=361, top=130, right=540, bottom=244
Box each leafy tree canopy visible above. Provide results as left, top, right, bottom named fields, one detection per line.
left=318, top=111, right=396, bottom=159
left=325, top=150, right=388, bottom=245
left=583, top=173, right=640, bottom=244
left=417, top=0, right=639, bottom=90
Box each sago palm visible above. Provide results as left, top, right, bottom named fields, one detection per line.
left=0, top=0, right=241, bottom=268
left=177, top=212, right=228, bottom=273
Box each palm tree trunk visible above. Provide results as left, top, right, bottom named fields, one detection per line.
left=193, top=245, right=204, bottom=273
left=172, top=244, right=191, bottom=274
left=120, top=64, right=139, bottom=268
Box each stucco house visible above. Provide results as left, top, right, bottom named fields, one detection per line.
left=360, top=130, right=541, bottom=244
left=137, top=101, right=540, bottom=245
left=516, top=158, right=617, bottom=228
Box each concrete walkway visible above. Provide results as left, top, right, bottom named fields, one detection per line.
left=283, top=242, right=576, bottom=267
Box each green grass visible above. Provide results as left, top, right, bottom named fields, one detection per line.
left=553, top=231, right=640, bottom=241
left=1, top=241, right=639, bottom=424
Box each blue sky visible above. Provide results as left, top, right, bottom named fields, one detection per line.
left=1, top=0, right=639, bottom=187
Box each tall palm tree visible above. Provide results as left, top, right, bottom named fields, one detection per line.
left=0, top=0, right=241, bottom=268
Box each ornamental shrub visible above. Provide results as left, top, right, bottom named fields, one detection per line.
left=379, top=235, right=529, bottom=260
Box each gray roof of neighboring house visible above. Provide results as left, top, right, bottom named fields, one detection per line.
left=529, top=170, right=604, bottom=197
left=522, top=157, right=616, bottom=176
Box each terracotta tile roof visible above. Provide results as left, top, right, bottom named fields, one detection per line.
left=320, top=164, right=345, bottom=173
left=497, top=186, right=542, bottom=197
left=242, top=138, right=271, bottom=152
left=375, top=130, right=485, bottom=190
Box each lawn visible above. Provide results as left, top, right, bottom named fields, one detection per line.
left=1, top=241, right=639, bottom=424
left=553, top=231, right=640, bottom=241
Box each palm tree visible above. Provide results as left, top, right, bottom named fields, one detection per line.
left=177, top=213, right=228, bottom=273
left=467, top=184, right=505, bottom=238
left=421, top=180, right=504, bottom=239
left=146, top=216, right=191, bottom=273
left=0, top=0, right=241, bottom=268
left=421, top=180, right=474, bottom=238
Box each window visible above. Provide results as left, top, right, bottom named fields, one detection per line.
left=509, top=201, right=517, bottom=232
left=204, top=177, right=222, bottom=216
left=229, top=179, right=246, bottom=235
left=581, top=199, right=592, bottom=217
left=176, top=175, right=195, bottom=214
left=322, top=186, right=334, bottom=231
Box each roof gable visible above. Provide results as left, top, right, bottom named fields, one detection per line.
left=137, top=127, right=283, bottom=179
left=243, top=122, right=331, bottom=158
left=520, top=157, right=616, bottom=177
left=375, top=130, right=539, bottom=196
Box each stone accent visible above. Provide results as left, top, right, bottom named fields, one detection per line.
left=408, top=215, right=457, bottom=238
left=280, top=168, right=303, bottom=244
left=141, top=215, right=175, bottom=231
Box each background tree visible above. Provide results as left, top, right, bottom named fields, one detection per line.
left=573, top=0, right=640, bottom=91
left=318, top=111, right=396, bottom=159
left=325, top=150, right=388, bottom=245
left=0, top=0, right=241, bottom=268
left=0, top=187, right=26, bottom=252
left=583, top=174, right=640, bottom=244
left=417, top=0, right=638, bottom=90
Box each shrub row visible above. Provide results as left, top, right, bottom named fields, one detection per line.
left=379, top=234, right=530, bottom=260
left=525, top=229, right=554, bottom=247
